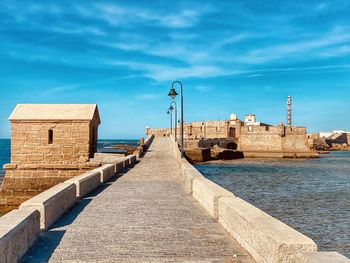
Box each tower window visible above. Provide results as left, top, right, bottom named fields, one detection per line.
left=48, top=129, right=53, bottom=144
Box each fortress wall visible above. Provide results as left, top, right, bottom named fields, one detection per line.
left=147, top=121, right=229, bottom=140
left=239, top=131, right=283, bottom=152
left=146, top=128, right=170, bottom=137
left=238, top=125, right=313, bottom=155
left=282, top=133, right=311, bottom=153
left=184, top=120, right=228, bottom=139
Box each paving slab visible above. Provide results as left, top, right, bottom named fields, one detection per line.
left=23, top=137, right=255, bottom=262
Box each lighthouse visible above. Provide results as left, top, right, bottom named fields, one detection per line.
left=287, top=96, right=292, bottom=126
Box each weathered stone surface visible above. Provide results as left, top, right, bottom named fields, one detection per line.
left=192, top=177, right=234, bottom=219
left=23, top=137, right=254, bottom=262
left=19, top=182, right=76, bottom=231
left=185, top=148, right=211, bottom=163
left=1, top=104, right=101, bottom=208
left=218, top=196, right=317, bottom=263
left=92, top=153, right=125, bottom=164
left=0, top=208, right=40, bottom=263
left=147, top=116, right=318, bottom=158
left=94, top=164, right=116, bottom=183
left=181, top=161, right=204, bottom=194
left=65, top=171, right=101, bottom=198
left=294, top=252, right=350, bottom=263
left=115, top=160, right=124, bottom=173
left=127, top=154, right=137, bottom=165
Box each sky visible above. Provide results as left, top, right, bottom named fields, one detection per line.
left=0, top=0, right=349, bottom=139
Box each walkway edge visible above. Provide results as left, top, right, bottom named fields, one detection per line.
left=168, top=136, right=350, bottom=263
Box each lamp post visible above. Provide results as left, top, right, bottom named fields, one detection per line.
left=167, top=109, right=172, bottom=136
left=169, top=101, right=177, bottom=141
left=168, top=81, right=184, bottom=158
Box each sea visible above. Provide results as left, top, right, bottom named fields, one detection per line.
left=195, top=152, right=350, bottom=258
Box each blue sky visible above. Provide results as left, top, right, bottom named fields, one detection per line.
left=0, top=0, right=349, bottom=139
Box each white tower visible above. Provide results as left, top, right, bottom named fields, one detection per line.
left=287, top=96, right=292, bottom=126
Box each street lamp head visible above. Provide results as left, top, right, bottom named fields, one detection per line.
left=167, top=110, right=170, bottom=114
left=169, top=105, right=174, bottom=111
left=168, top=88, right=178, bottom=99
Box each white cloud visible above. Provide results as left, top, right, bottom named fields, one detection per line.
left=42, top=84, right=79, bottom=96
left=135, top=94, right=161, bottom=100
left=195, top=86, right=211, bottom=92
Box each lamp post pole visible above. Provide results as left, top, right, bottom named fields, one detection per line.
left=170, top=101, right=177, bottom=141
left=168, top=81, right=184, bottom=158
left=167, top=109, right=172, bottom=136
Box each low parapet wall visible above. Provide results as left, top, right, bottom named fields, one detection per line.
left=0, top=153, right=140, bottom=261
left=169, top=137, right=349, bottom=263
left=133, top=134, right=154, bottom=159
left=0, top=208, right=40, bottom=263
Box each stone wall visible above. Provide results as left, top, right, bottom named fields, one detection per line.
left=10, top=120, right=93, bottom=164
left=183, top=121, right=230, bottom=139
left=146, top=128, right=170, bottom=137
left=146, top=120, right=232, bottom=140
left=0, top=120, right=100, bottom=208
left=237, top=124, right=314, bottom=157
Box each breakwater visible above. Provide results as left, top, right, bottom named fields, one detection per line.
left=195, top=151, right=350, bottom=258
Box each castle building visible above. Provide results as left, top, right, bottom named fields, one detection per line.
left=146, top=113, right=317, bottom=158
left=0, top=104, right=101, bottom=207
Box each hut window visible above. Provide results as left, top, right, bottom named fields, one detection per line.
left=48, top=129, right=53, bottom=144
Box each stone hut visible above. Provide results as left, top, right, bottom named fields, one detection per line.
left=0, top=104, right=101, bottom=208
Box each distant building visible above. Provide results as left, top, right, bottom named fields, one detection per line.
left=244, top=114, right=256, bottom=124
left=147, top=113, right=317, bottom=158
left=319, top=130, right=350, bottom=147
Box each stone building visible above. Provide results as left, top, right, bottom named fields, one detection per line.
left=0, top=104, right=101, bottom=207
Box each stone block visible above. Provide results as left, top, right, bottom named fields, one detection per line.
left=218, top=196, right=317, bottom=263
left=123, top=157, right=130, bottom=168
left=3, top=163, right=17, bottom=170
left=65, top=171, right=101, bottom=198
left=0, top=208, right=40, bottom=263
left=94, top=164, right=116, bottom=183
left=185, top=148, right=211, bottom=163
left=182, top=162, right=204, bottom=194
left=92, top=153, right=125, bottom=164
left=294, top=252, right=350, bottom=263
left=127, top=155, right=137, bottom=165
left=19, top=182, right=76, bottom=231
left=192, top=177, right=234, bottom=218
left=115, top=160, right=124, bottom=173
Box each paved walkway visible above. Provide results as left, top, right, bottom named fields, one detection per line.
left=23, top=137, right=254, bottom=262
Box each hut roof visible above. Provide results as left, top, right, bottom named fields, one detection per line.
left=9, top=104, right=100, bottom=123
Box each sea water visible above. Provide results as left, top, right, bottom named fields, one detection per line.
left=195, top=152, right=350, bottom=258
